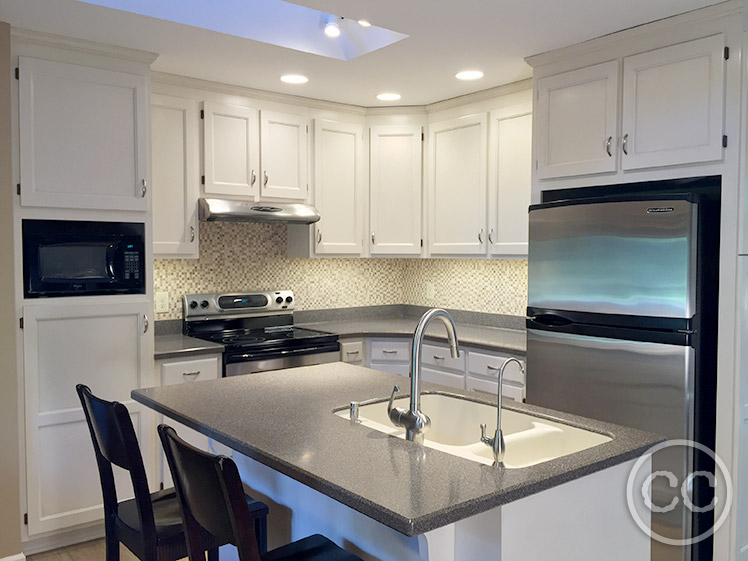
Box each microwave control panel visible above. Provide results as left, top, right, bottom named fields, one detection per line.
left=124, top=250, right=141, bottom=280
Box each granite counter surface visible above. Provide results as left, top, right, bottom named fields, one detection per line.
left=154, top=334, right=224, bottom=360
left=132, top=363, right=660, bottom=536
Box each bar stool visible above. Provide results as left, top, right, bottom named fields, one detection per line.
left=158, top=424, right=364, bottom=561
left=76, top=384, right=270, bottom=561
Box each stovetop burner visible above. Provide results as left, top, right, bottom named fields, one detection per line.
left=199, top=326, right=334, bottom=348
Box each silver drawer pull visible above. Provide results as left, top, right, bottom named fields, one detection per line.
left=346, top=350, right=360, bottom=355
left=183, top=371, right=200, bottom=379
left=433, top=355, right=444, bottom=360
left=382, top=350, right=398, bottom=354
left=486, top=364, right=499, bottom=371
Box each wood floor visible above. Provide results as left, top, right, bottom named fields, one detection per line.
left=27, top=538, right=183, bottom=561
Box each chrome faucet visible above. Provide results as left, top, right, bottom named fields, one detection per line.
left=388, top=309, right=460, bottom=442
left=480, top=357, right=525, bottom=466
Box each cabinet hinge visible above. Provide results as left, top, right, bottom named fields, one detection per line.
left=201, top=175, right=205, bottom=185
left=15, top=67, right=19, bottom=80
left=724, top=47, right=730, bottom=60
left=723, top=135, right=728, bottom=148
left=16, top=183, right=20, bottom=195
left=200, top=109, right=204, bottom=119
left=23, top=513, right=28, bottom=525
left=19, top=317, right=23, bottom=329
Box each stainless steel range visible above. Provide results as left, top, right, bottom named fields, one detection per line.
left=183, top=290, right=340, bottom=376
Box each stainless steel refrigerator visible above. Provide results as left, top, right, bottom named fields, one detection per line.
left=525, top=181, right=719, bottom=561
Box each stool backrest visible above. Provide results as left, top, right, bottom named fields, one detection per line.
left=76, top=384, right=156, bottom=545
left=158, top=424, right=261, bottom=561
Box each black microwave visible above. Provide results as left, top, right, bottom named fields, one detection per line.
left=23, top=220, right=146, bottom=298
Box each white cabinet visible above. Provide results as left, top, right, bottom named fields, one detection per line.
left=369, top=125, right=423, bottom=255
left=428, top=114, right=488, bottom=255
left=260, top=111, right=308, bottom=200
left=535, top=61, right=619, bottom=179
left=312, top=119, right=364, bottom=255
left=340, top=339, right=365, bottom=364
left=18, top=57, right=148, bottom=211
left=157, top=355, right=220, bottom=488
left=22, top=301, right=155, bottom=535
left=151, top=94, right=199, bottom=258
left=202, top=101, right=260, bottom=198
left=620, top=34, right=725, bottom=170
left=367, top=338, right=410, bottom=376
left=488, top=104, right=532, bottom=256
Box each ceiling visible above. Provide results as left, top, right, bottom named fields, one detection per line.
left=0, top=0, right=726, bottom=107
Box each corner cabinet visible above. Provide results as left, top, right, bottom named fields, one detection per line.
left=428, top=114, right=488, bottom=255
left=22, top=301, right=155, bottom=536
left=369, top=125, right=423, bottom=256
left=18, top=57, right=148, bottom=211
left=151, top=94, right=199, bottom=258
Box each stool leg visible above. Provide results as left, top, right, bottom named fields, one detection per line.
left=255, top=517, right=267, bottom=554
left=104, top=528, right=120, bottom=561
left=207, top=547, right=219, bottom=561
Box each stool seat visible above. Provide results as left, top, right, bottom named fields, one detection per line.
left=261, top=534, right=361, bottom=561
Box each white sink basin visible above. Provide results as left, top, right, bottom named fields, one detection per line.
left=335, top=393, right=612, bottom=468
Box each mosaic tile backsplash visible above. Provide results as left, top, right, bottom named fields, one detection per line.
left=154, top=222, right=528, bottom=320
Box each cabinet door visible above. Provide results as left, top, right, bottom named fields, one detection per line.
left=488, top=105, right=532, bottom=256
left=621, top=34, right=725, bottom=170
left=428, top=114, right=488, bottom=255
left=313, top=119, right=363, bottom=255
left=151, top=94, right=199, bottom=257
left=260, top=111, right=308, bottom=200
left=18, top=57, right=148, bottom=211
left=203, top=101, right=260, bottom=198
left=535, top=61, right=619, bottom=179
left=369, top=125, right=422, bottom=255
left=23, top=301, right=154, bottom=535
left=421, top=367, right=465, bottom=390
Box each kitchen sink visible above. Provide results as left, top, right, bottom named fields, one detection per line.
left=335, top=392, right=611, bottom=468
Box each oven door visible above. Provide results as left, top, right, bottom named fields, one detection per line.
left=224, top=342, right=341, bottom=376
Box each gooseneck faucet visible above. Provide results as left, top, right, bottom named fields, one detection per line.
left=480, top=357, right=525, bottom=466
left=388, top=309, right=460, bottom=442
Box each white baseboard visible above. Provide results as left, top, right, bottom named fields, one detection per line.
left=0, top=553, right=27, bottom=561
left=22, top=522, right=104, bottom=556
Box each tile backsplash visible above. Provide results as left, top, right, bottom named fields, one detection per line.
left=154, top=222, right=527, bottom=320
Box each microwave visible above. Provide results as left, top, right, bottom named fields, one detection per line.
left=23, top=220, right=146, bottom=298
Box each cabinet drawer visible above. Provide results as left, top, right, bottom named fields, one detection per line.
left=466, top=377, right=524, bottom=402
left=161, top=356, right=220, bottom=386
left=422, top=367, right=465, bottom=390
left=340, top=340, right=364, bottom=363
left=370, top=339, right=410, bottom=362
left=467, top=351, right=524, bottom=385
left=422, top=343, right=465, bottom=372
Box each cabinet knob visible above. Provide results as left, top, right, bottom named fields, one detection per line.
left=605, top=136, right=613, bottom=157
left=622, top=134, right=629, bottom=155
left=141, top=179, right=147, bottom=198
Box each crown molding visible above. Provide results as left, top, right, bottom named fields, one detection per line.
left=366, top=105, right=428, bottom=116
left=11, top=28, right=157, bottom=65
left=424, top=78, right=533, bottom=113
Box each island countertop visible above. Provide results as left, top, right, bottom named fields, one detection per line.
left=131, top=362, right=661, bottom=536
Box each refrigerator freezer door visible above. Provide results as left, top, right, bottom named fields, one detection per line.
left=528, top=198, right=697, bottom=319
left=526, top=328, right=694, bottom=561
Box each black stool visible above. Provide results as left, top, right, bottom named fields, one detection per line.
left=158, top=424, right=364, bottom=561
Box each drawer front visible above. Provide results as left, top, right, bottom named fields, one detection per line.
left=161, top=356, right=220, bottom=386
left=370, top=339, right=410, bottom=362
left=467, top=350, right=525, bottom=385
left=421, top=343, right=466, bottom=372
left=466, top=377, right=524, bottom=402
left=340, top=339, right=364, bottom=363
left=422, top=367, right=465, bottom=390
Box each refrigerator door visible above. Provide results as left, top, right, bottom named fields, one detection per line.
left=528, top=198, right=697, bottom=319
left=526, top=327, right=694, bottom=561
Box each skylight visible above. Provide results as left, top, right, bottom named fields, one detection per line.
left=76, top=0, right=409, bottom=61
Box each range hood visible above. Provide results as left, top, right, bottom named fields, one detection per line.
left=198, top=198, right=320, bottom=224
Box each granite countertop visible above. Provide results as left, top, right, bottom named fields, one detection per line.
left=297, top=318, right=526, bottom=354
left=132, top=363, right=660, bottom=536
left=154, top=334, right=224, bottom=360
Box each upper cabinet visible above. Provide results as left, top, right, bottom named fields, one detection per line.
left=428, top=114, right=488, bottom=255
left=151, top=94, right=199, bottom=258
left=259, top=111, right=308, bottom=200
left=534, top=34, right=726, bottom=181
left=18, top=57, right=148, bottom=211
left=369, top=125, right=423, bottom=256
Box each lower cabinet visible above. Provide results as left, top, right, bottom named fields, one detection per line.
left=367, top=338, right=411, bottom=376
left=156, top=354, right=221, bottom=488
left=339, top=338, right=365, bottom=365
left=22, top=300, right=155, bottom=536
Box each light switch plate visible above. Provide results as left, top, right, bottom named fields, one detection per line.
left=155, top=291, right=169, bottom=314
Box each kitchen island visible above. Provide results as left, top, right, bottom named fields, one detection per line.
left=132, top=363, right=660, bottom=561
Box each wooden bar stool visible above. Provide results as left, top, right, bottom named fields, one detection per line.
left=76, top=384, right=270, bottom=561
left=158, top=424, right=364, bottom=561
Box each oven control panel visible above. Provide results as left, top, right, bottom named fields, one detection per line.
left=183, top=290, right=294, bottom=320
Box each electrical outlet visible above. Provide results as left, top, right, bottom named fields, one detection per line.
left=425, top=282, right=435, bottom=301
left=155, top=291, right=169, bottom=314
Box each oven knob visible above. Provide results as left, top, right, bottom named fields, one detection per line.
left=285, top=296, right=293, bottom=303
left=200, top=300, right=209, bottom=309
left=189, top=301, right=198, bottom=309
left=276, top=296, right=283, bottom=304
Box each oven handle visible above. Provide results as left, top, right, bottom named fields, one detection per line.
left=224, top=342, right=340, bottom=363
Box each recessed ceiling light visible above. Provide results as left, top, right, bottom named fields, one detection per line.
left=324, top=21, right=341, bottom=38
left=376, top=93, right=401, bottom=101
left=456, top=70, right=484, bottom=81
left=358, top=20, right=371, bottom=27
left=281, top=74, right=309, bottom=84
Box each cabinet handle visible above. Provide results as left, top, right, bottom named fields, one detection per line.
left=251, top=170, right=257, bottom=186
left=143, top=314, right=149, bottom=333
left=382, top=350, right=398, bottom=354
left=478, top=228, right=484, bottom=244
left=190, top=226, right=195, bottom=242
left=433, top=355, right=445, bottom=360
left=371, top=232, right=375, bottom=245
left=622, top=134, right=629, bottom=155
left=346, top=350, right=360, bottom=355
left=487, top=364, right=499, bottom=371
left=183, top=371, right=200, bottom=379
left=141, top=179, right=147, bottom=198
left=605, top=136, right=613, bottom=157
left=263, top=171, right=269, bottom=186
left=317, top=230, right=322, bottom=244
left=488, top=228, right=495, bottom=244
